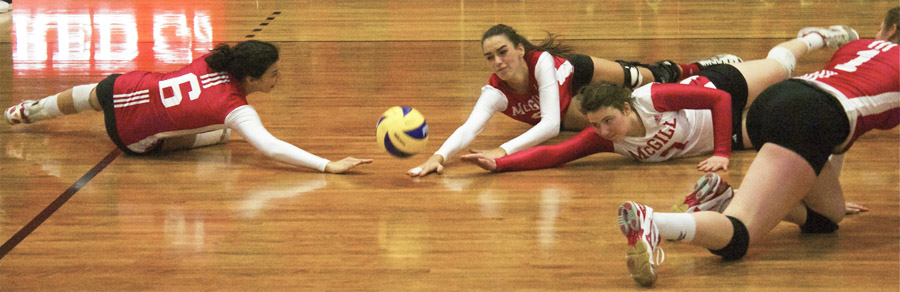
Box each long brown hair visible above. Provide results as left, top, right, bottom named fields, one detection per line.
left=205, top=40, right=279, bottom=80
left=481, top=24, right=573, bottom=57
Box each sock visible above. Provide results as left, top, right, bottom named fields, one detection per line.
left=27, top=94, right=63, bottom=122
left=654, top=212, right=696, bottom=242
left=679, top=63, right=701, bottom=80
left=800, top=34, right=826, bottom=50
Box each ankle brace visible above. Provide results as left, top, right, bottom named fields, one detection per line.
left=28, top=95, right=62, bottom=122
left=615, top=60, right=644, bottom=89
left=643, top=60, right=681, bottom=84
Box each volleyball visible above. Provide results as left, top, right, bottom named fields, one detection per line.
left=376, top=106, right=429, bottom=157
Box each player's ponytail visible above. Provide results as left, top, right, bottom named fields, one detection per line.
left=205, top=40, right=279, bottom=81
left=481, top=24, right=572, bottom=57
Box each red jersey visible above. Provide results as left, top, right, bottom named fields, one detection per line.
left=796, top=39, right=900, bottom=152
left=487, top=51, right=575, bottom=125
left=111, top=54, right=248, bottom=152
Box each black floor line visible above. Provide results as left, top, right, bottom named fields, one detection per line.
left=0, top=148, right=121, bottom=261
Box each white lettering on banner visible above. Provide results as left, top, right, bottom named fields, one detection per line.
left=13, top=10, right=213, bottom=74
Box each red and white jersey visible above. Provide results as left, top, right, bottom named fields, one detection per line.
left=796, top=39, right=900, bottom=152
left=487, top=50, right=575, bottom=125
left=613, top=78, right=731, bottom=162
left=111, top=54, right=248, bottom=152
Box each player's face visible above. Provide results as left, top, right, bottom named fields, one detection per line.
left=586, top=105, right=631, bottom=142
left=875, top=20, right=898, bottom=43
left=482, top=35, right=526, bottom=81
left=245, top=61, right=281, bottom=94
left=255, top=61, right=281, bottom=93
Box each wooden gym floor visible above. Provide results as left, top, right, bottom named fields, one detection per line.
left=0, top=0, right=897, bottom=291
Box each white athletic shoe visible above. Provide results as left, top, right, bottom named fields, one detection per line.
left=0, top=2, right=10, bottom=13
left=618, top=201, right=664, bottom=286
left=673, top=172, right=734, bottom=213
left=798, top=25, right=859, bottom=49
left=5, top=100, right=35, bottom=125
left=695, top=54, right=743, bottom=68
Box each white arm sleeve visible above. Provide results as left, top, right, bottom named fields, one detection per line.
left=225, top=105, right=331, bottom=172
left=433, top=86, right=507, bottom=161
left=499, top=52, right=562, bottom=154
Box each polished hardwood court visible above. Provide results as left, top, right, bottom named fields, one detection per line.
left=1, top=0, right=898, bottom=291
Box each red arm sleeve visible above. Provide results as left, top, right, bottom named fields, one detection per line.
left=494, top=127, right=615, bottom=172
left=649, top=83, right=732, bottom=158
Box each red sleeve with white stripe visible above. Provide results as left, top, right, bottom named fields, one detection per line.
left=649, top=83, right=732, bottom=158
left=494, top=127, right=614, bottom=172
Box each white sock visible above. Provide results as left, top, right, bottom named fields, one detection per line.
left=28, top=94, right=63, bottom=121
left=800, top=34, right=825, bottom=51
left=654, top=212, right=697, bottom=242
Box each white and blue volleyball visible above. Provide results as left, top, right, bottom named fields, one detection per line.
left=376, top=106, right=429, bottom=157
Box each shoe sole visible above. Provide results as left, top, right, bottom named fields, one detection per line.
left=626, top=240, right=657, bottom=286
left=618, top=202, right=657, bottom=286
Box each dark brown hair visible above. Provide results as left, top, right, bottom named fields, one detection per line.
left=885, top=6, right=900, bottom=43
left=205, top=40, right=279, bottom=80
left=481, top=24, right=573, bottom=57
left=577, top=81, right=633, bottom=114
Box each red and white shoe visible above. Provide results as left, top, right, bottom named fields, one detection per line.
left=618, top=201, right=664, bottom=286
left=798, top=25, right=859, bottom=49
left=4, top=100, right=35, bottom=125
left=673, top=172, right=734, bottom=213
left=695, top=54, right=743, bottom=68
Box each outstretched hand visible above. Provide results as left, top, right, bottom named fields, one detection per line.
left=698, top=155, right=729, bottom=172
left=845, top=202, right=869, bottom=214
left=467, top=147, right=508, bottom=160
left=407, top=155, right=445, bottom=177
left=324, top=157, right=373, bottom=174
left=459, top=153, right=497, bottom=171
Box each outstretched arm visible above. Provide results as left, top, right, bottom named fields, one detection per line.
left=226, top=105, right=370, bottom=173
left=463, top=127, right=614, bottom=172
left=408, top=86, right=505, bottom=177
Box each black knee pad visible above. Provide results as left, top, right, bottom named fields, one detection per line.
left=709, top=216, right=749, bottom=261
left=800, top=205, right=840, bottom=234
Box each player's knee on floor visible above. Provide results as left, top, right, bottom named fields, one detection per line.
left=709, top=215, right=749, bottom=261
left=800, top=205, right=840, bottom=234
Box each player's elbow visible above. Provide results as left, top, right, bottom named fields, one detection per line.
left=538, top=120, right=561, bottom=139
